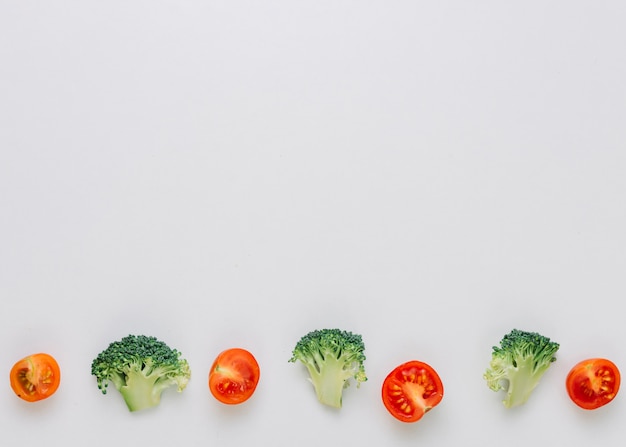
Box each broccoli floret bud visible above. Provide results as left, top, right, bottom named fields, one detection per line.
left=91, top=335, right=191, bottom=412
left=289, top=328, right=367, bottom=408
left=484, top=329, right=559, bottom=408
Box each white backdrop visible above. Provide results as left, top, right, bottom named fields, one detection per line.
left=1, top=1, right=626, bottom=446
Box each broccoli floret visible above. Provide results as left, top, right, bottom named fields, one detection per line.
left=91, top=334, right=191, bottom=412
left=484, top=329, right=559, bottom=408
left=289, top=328, right=367, bottom=408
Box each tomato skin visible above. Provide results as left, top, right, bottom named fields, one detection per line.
left=566, top=358, right=620, bottom=410
left=10, top=353, right=61, bottom=402
left=208, top=348, right=260, bottom=405
left=382, top=360, right=444, bottom=423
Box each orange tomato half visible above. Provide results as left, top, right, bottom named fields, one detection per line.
left=209, top=348, right=260, bottom=405
left=382, top=360, right=444, bottom=423
left=566, top=358, right=620, bottom=410
left=10, top=353, right=61, bottom=402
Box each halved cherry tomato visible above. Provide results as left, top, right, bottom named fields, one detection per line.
left=10, top=353, right=61, bottom=402
left=566, top=358, right=620, bottom=410
left=382, top=360, right=443, bottom=423
left=209, top=348, right=260, bottom=405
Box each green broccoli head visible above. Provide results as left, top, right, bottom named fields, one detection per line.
left=289, top=328, right=367, bottom=408
left=484, top=329, right=559, bottom=408
left=91, top=334, right=191, bottom=412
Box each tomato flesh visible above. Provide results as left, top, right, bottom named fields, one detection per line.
left=382, top=360, right=444, bottom=423
left=10, top=353, right=61, bottom=402
left=209, top=348, right=260, bottom=405
left=566, top=358, right=620, bottom=410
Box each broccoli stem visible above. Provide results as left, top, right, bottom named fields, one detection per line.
left=503, top=357, right=544, bottom=408
left=118, top=369, right=162, bottom=412
left=308, top=355, right=351, bottom=409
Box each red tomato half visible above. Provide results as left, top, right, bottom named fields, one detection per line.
left=382, top=360, right=444, bottom=423
left=566, top=358, right=620, bottom=410
left=209, top=348, right=260, bottom=405
left=10, top=353, right=61, bottom=402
